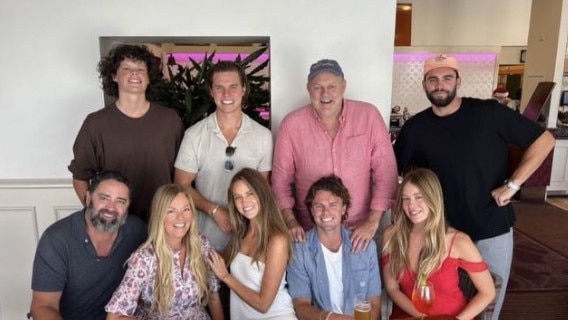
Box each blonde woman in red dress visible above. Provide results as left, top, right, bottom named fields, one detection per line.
left=382, top=169, right=495, bottom=320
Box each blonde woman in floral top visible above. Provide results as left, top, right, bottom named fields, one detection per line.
left=106, top=184, right=224, bottom=320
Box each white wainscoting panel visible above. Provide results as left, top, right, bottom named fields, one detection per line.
left=0, top=207, right=37, bottom=319
left=0, top=180, right=81, bottom=319
left=549, top=139, right=568, bottom=193
left=55, top=206, right=80, bottom=221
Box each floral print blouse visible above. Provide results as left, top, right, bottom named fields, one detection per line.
left=105, top=235, right=220, bottom=320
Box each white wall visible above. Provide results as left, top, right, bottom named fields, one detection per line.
left=0, top=0, right=531, bottom=179
left=521, top=0, right=568, bottom=127
left=0, top=0, right=545, bottom=318
left=0, top=0, right=539, bottom=180
left=405, top=0, right=532, bottom=46
left=0, top=2, right=398, bottom=316
left=0, top=181, right=81, bottom=320
left=0, top=0, right=541, bottom=180
left=0, top=0, right=397, bottom=179
left=500, top=46, right=529, bottom=64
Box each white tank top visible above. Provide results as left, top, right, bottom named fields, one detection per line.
left=229, top=252, right=297, bottom=319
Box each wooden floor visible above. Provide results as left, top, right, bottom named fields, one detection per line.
left=546, top=196, right=568, bottom=211
left=501, top=197, right=568, bottom=320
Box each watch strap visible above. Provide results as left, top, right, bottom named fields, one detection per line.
left=504, top=179, right=520, bottom=191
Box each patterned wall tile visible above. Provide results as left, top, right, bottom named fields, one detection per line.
left=392, top=53, right=498, bottom=115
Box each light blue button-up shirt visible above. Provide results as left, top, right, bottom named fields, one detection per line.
left=286, top=226, right=381, bottom=315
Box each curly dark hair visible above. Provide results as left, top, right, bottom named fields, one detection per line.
left=206, top=60, right=250, bottom=109
left=97, top=44, right=162, bottom=98
left=305, top=174, right=352, bottom=222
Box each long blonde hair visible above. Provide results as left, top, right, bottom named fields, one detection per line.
left=224, top=168, right=292, bottom=265
left=142, top=184, right=211, bottom=315
left=384, top=168, right=447, bottom=279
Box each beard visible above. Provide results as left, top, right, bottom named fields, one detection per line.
left=87, top=203, right=127, bottom=233
left=425, top=87, right=457, bottom=107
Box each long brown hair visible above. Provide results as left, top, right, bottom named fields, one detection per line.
left=224, top=168, right=292, bottom=265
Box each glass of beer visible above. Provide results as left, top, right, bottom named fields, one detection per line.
left=354, top=294, right=371, bottom=320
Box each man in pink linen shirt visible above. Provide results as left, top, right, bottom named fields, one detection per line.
left=272, top=59, right=398, bottom=252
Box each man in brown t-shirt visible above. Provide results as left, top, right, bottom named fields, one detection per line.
left=68, top=44, right=184, bottom=222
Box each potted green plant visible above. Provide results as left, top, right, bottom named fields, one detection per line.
left=147, top=47, right=270, bottom=129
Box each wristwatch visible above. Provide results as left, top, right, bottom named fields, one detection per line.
left=504, top=179, right=520, bottom=191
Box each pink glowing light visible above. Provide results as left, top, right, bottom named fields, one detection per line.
left=169, top=53, right=269, bottom=64
left=394, top=53, right=497, bottom=62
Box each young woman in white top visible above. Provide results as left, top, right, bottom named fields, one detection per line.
left=208, top=168, right=297, bottom=319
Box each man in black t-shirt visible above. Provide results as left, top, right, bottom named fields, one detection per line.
left=394, top=54, right=555, bottom=320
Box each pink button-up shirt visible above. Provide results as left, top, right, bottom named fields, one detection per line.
left=272, top=99, right=397, bottom=230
